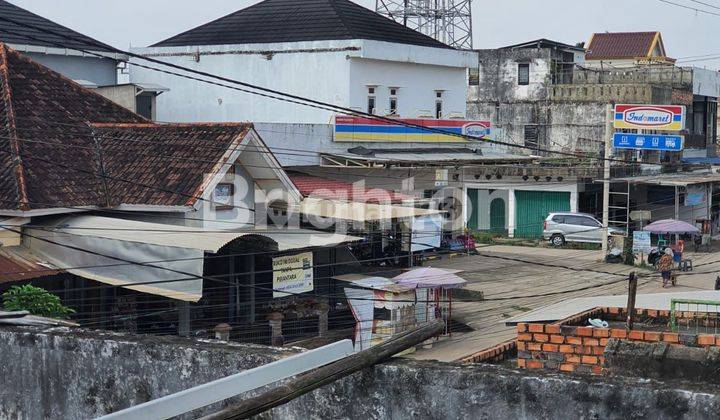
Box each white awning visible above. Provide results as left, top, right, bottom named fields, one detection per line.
left=299, top=197, right=443, bottom=222
left=26, top=216, right=360, bottom=302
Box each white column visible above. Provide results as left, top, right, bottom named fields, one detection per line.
left=570, top=186, right=579, bottom=213
left=508, top=189, right=516, bottom=238
left=461, top=186, right=468, bottom=229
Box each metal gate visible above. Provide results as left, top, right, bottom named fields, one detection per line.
left=514, top=191, right=571, bottom=238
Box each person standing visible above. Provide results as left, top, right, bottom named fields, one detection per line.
left=657, top=248, right=674, bottom=288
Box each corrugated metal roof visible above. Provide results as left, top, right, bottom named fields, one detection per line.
left=40, top=215, right=361, bottom=253
left=290, top=174, right=410, bottom=203
left=608, top=172, right=720, bottom=186
left=504, top=290, right=720, bottom=325
left=0, top=246, right=60, bottom=284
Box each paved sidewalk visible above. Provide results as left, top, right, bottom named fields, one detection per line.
left=404, top=245, right=720, bottom=362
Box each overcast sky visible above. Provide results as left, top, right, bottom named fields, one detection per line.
left=9, top=0, right=720, bottom=69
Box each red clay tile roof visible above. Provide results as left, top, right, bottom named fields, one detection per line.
left=90, top=123, right=251, bottom=207
left=290, top=174, right=410, bottom=203
left=0, top=43, right=253, bottom=211
left=586, top=32, right=662, bottom=60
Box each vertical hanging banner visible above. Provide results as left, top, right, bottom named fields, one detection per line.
left=272, top=252, right=314, bottom=298
left=613, top=104, right=686, bottom=130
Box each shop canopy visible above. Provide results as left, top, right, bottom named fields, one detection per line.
left=26, top=215, right=360, bottom=302
left=393, top=267, right=467, bottom=289
left=299, top=197, right=443, bottom=222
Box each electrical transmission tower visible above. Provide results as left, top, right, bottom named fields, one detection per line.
left=376, top=0, right=473, bottom=49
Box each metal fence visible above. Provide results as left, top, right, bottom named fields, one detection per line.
left=670, top=298, right=720, bottom=334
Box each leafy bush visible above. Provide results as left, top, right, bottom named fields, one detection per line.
left=2, top=285, right=74, bottom=319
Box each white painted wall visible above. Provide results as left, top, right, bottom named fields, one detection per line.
left=348, top=58, right=468, bottom=117
left=130, top=40, right=476, bottom=124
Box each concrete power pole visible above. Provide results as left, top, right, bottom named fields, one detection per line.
left=601, top=104, right=614, bottom=258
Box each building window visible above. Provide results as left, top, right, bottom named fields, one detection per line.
left=435, top=91, right=443, bottom=119
left=367, top=87, right=377, bottom=114
left=468, top=68, right=479, bottom=86
left=518, top=63, right=530, bottom=86
left=213, top=183, right=234, bottom=210
left=524, top=125, right=539, bottom=149
left=389, top=88, right=398, bottom=115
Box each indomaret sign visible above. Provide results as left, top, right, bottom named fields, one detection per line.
left=613, top=104, right=686, bottom=131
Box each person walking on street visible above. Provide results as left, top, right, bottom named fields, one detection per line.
left=657, top=247, right=674, bottom=288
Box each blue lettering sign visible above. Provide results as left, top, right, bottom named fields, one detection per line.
left=612, top=133, right=683, bottom=151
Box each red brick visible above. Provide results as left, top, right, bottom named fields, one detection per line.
left=559, top=345, right=575, bottom=353
left=583, top=337, right=599, bottom=346
left=647, top=309, right=658, bottom=317
left=566, top=355, right=581, bottom=363
left=599, top=338, right=609, bottom=346
left=550, top=335, right=564, bottom=344
left=716, top=337, right=720, bottom=346
left=517, top=341, right=526, bottom=351
left=662, top=333, right=679, bottom=343
left=581, top=346, right=595, bottom=355
left=698, top=334, right=716, bottom=346
left=528, top=324, right=545, bottom=333
left=517, top=359, right=526, bottom=368
left=526, top=360, right=543, bottom=369
left=593, top=328, right=610, bottom=338
left=518, top=333, right=533, bottom=342
left=566, top=336, right=583, bottom=345
left=581, top=355, right=598, bottom=365
left=527, top=343, right=542, bottom=352
left=517, top=323, right=528, bottom=333
left=542, top=344, right=559, bottom=352
left=628, top=330, right=644, bottom=340
left=545, top=324, right=561, bottom=334
left=610, top=329, right=627, bottom=339
left=659, top=310, right=670, bottom=317
left=560, top=363, right=576, bottom=372
left=608, top=307, right=620, bottom=314
left=598, top=356, right=605, bottom=365
left=534, top=333, right=549, bottom=343
left=576, top=326, right=593, bottom=337
left=592, top=365, right=604, bottom=375
left=592, top=346, right=605, bottom=355
left=644, top=331, right=661, bottom=342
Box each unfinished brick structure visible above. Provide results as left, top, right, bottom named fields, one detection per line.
left=516, top=306, right=720, bottom=374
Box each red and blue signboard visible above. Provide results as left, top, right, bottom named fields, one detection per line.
left=334, top=116, right=491, bottom=143
left=613, top=104, right=685, bottom=130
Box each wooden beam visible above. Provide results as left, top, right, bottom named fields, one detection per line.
left=201, top=320, right=445, bottom=420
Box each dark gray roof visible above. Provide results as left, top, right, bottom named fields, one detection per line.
left=152, top=0, right=451, bottom=49
left=0, top=0, right=115, bottom=52
left=501, top=38, right=585, bottom=52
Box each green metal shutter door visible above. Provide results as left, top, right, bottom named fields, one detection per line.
left=514, top=191, right=571, bottom=238
left=467, top=189, right=479, bottom=230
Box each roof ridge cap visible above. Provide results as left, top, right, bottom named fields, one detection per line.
left=325, top=0, right=354, bottom=37
left=0, top=43, right=29, bottom=210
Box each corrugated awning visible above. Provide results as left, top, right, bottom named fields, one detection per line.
left=604, top=172, right=720, bottom=187
left=299, top=197, right=443, bottom=222
left=26, top=216, right=361, bottom=302
left=0, top=246, right=61, bottom=284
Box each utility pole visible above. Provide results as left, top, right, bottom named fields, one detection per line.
left=626, top=272, right=638, bottom=330
left=601, top=103, right=614, bottom=259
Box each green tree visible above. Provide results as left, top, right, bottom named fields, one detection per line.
left=2, top=285, right=75, bottom=319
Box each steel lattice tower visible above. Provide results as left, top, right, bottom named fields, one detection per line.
left=375, top=0, right=473, bottom=49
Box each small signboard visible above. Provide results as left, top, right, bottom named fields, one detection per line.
left=272, top=252, right=313, bottom=298
left=614, top=104, right=685, bottom=130
left=334, top=116, right=491, bottom=143
left=632, top=231, right=652, bottom=253
left=612, top=133, right=683, bottom=151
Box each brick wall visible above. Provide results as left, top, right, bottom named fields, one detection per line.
left=516, top=306, right=720, bottom=375
left=460, top=339, right=516, bottom=364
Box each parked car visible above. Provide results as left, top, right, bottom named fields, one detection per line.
left=542, top=212, right=623, bottom=246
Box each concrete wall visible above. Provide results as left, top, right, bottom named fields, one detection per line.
left=0, top=327, right=299, bottom=419
left=130, top=40, right=474, bottom=124
left=23, top=52, right=118, bottom=86
left=95, top=84, right=137, bottom=112
left=3, top=326, right=720, bottom=420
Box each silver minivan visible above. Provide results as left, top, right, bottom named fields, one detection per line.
left=542, top=212, right=622, bottom=246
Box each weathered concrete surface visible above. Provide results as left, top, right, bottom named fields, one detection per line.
left=275, top=360, right=720, bottom=420
left=605, top=338, right=720, bottom=384
left=0, top=326, right=299, bottom=419
left=2, top=326, right=720, bottom=420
